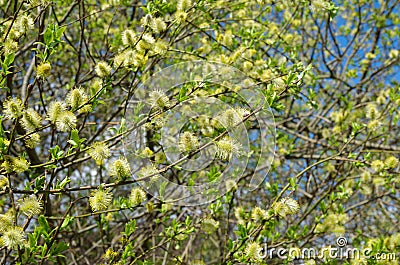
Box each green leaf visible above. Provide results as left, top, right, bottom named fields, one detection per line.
left=207, top=167, right=221, bottom=182
left=34, top=175, right=46, bottom=191
left=44, top=27, right=54, bottom=45
left=69, top=129, right=86, bottom=150
left=4, top=53, right=15, bottom=67
left=289, top=177, right=298, bottom=190
left=28, top=233, right=36, bottom=248
left=185, top=215, right=191, bottom=227
left=41, top=243, right=48, bottom=258
left=59, top=176, right=71, bottom=189
left=55, top=26, right=66, bottom=40
left=159, top=181, right=167, bottom=199
left=50, top=145, right=64, bottom=160
left=52, top=242, right=69, bottom=256
left=178, top=85, right=188, bottom=102
left=67, top=140, right=77, bottom=147
left=227, top=239, right=234, bottom=251
left=118, top=118, right=126, bottom=134
left=124, top=219, right=136, bottom=237
left=61, top=215, right=74, bottom=230
left=38, top=215, right=50, bottom=233
left=70, top=129, right=80, bottom=143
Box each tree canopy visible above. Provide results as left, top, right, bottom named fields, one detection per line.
left=0, top=0, right=399, bottom=264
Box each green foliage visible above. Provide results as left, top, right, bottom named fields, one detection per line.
left=0, top=0, right=399, bottom=264
left=67, top=129, right=86, bottom=151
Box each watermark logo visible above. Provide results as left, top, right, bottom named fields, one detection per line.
left=122, top=61, right=276, bottom=206
left=336, top=236, right=347, bottom=247
left=260, top=236, right=397, bottom=261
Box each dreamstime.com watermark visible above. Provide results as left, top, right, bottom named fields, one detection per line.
left=259, top=237, right=397, bottom=261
